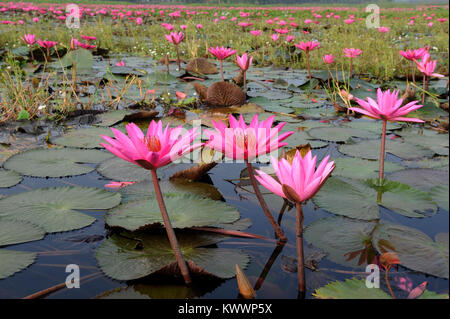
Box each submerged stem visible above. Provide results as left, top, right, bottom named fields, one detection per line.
left=385, top=266, right=396, bottom=299
left=245, top=160, right=287, bottom=242
left=296, top=202, right=306, bottom=299
left=151, top=169, right=191, bottom=285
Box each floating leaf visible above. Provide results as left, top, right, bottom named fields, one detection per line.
left=372, top=223, right=449, bottom=279
left=52, top=126, right=121, bottom=149
left=95, top=230, right=250, bottom=280
left=398, top=129, right=449, bottom=156
left=105, top=194, right=239, bottom=231
left=387, top=168, right=448, bottom=191
left=0, top=220, right=45, bottom=246
left=313, top=177, right=437, bottom=220
left=95, top=110, right=135, bottom=127
left=430, top=185, right=449, bottom=211
left=342, top=120, right=401, bottom=133
left=307, top=126, right=376, bottom=142
left=403, top=157, right=449, bottom=170
left=3, top=148, right=111, bottom=178
left=0, top=250, right=36, bottom=280
left=0, top=187, right=121, bottom=233
left=332, top=157, right=403, bottom=180
left=338, top=139, right=434, bottom=160
left=304, top=216, right=378, bottom=268
left=0, top=170, right=22, bottom=188
left=119, top=180, right=222, bottom=203
left=313, top=278, right=392, bottom=299
left=285, top=131, right=328, bottom=149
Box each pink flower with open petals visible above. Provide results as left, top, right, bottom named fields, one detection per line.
left=322, top=54, right=335, bottom=64
left=349, top=88, right=424, bottom=123
left=165, top=32, right=184, bottom=45
left=100, top=120, right=203, bottom=170
left=204, top=114, right=294, bottom=161
left=20, top=34, right=36, bottom=45
left=255, top=150, right=335, bottom=203
left=415, top=53, right=444, bottom=78
left=104, top=181, right=136, bottom=189
left=250, top=30, right=262, bottom=36
left=343, top=48, right=362, bottom=58
left=294, top=41, right=320, bottom=52
left=208, top=46, right=236, bottom=60
left=378, top=26, right=390, bottom=33
left=271, top=34, right=279, bottom=42
left=37, top=40, right=58, bottom=49
left=399, top=48, right=428, bottom=61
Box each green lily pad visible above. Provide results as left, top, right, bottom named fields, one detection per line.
left=338, top=139, right=434, bottom=160
left=398, top=129, right=449, bottom=156
left=0, top=187, right=121, bottom=233
left=307, top=126, right=376, bottom=142
left=247, top=89, right=292, bottom=100
left=387, top=168, right=448, bottom=191
left=52, top=126, right=122, bottom=149
left=418, top=290, right=449, bottom=299
left=95, top=230, right=250, bottom=280
left=0, top=220, right=46, bottom=280
left=119, top=180, right=222, bottom=202
left=0, top=170, right=22, bottom=188
left=313, top=177, right=437, bottom=220
left=105, top=194, right=239, bottom=231
left=95, top=110, right=135, bottom=127
left=97, top=157, right=151, bottom=182
left=0, top=250, right=37, bottom=280
left=55, top=48, right=94, bottom=70
left=372, top=223, right=449, bottom=279
left=3, top=148, right=112, bottom=178
left=304, top=216, right=378, bottom=268
left=403, top=157, right=449, bottom=170
left=430, top=185, right=449, bottom=211
left=350, top=88, right=378, bottom=101
left=313, top=278, right=392, bottom=299
left=0, top=220, right=45, bottom=247
left=332, top=158, right=403, bottom=180
left=342, top=120, right=401, bottom=133
left=285, top=131, right=328, bottom=149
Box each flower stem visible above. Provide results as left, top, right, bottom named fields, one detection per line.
left=175, top=45, right=181, bottom=71
left=151, top=169, right=191, bottom=285
left=296, top=202, right=306, bottom=299
left=385, top=266, right=396, bottom=299
left=220, top=60, right=224, bottom=81
left=422, top=74, right=426, bottom=104
left=349, top=58, right=353, bottom=78
left=243, top=71, right=247, bottom=92
left=379, top=119, right=387, bottom=183
left=245, top=160, right=287, bottom=242
left=306, top=51, right=311, bottom=80
left=410, top=60, right=416, bottom=87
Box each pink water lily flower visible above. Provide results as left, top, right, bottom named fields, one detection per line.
left=322, top=54, right=335, bottom=64
left=343, top=48, right=362, bottom=58
left=37, top=39, right=58, bottom=49
left=165, top=31, right=184, bottom=45
left=350, top=88, right=424, bottom=123
left=255, top=150, right=335, bottom=203
left=196, top=23, right=203, bottom=29
left=104, top=181, right=136, bottom=189
left=115, top=61, right=126, bottom=67
left=236, top=53, right=253, bottom=72
left=208, top=46, right=237, bottom=81
left=204, top=114, right=293, bottom=161
left=399, top=48, right=428, bottom=61
left=20, top=34, right=36, bottom=45
left=378, top=26, right=390, bottom=33
left=271, top=34, right=279, bottom=42
left=415, top=53, right=444, bottom=78
left=286, top=35, right=295, bottom=42
left=250, top=30, right=262, bottom=36
left=208, top=46, right=237, bottom=60
left=100, top=120, right=203, bottom=170
left=81, top=35, right=96, bottom=41
left=294, top=41, right=320, bottom=52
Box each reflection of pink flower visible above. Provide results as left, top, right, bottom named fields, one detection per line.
left=115, top=61, right=126, bottom=67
